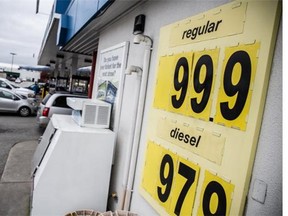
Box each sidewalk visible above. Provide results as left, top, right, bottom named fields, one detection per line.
left=0, top=140, right=38, bottom=216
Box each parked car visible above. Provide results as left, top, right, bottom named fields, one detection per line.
left=15, top=78, right=22, bottom=83
left=36, top=92, right=87, bottom=127
left=0, top=87, right=38, bottom=117
left=0, top=78, right=35, bottom=98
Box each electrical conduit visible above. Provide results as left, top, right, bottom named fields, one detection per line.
left=122, top=34, right=153, bottom=210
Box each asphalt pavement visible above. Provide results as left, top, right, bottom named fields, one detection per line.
left=0, top=107, right=43, bottom=215
left=0, top=99, right=43, bottom=178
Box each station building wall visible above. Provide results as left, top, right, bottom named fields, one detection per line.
left=92, top=0, right=282, bottom=215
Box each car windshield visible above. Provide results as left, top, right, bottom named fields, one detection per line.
left=42, top=94, right=52, bottom=105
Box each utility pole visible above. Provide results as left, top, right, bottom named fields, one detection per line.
left=10, top=52, right=16, bottom=72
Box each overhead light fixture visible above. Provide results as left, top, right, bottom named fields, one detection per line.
left=133, top=14, right=145, bottom=35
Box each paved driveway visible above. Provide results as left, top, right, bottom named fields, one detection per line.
left=0, top=113, right=44, bottom=178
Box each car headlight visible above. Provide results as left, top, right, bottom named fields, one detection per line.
left=28, top=93, right=35, bottom=98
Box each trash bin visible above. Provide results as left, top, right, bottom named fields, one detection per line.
left=65, top=209, right=98, bottom=216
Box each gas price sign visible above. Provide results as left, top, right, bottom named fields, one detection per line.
left=140, top=1, right=280, bottom=216
left=153, top=43, right=259, bottom=131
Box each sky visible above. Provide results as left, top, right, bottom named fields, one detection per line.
left=0, top=0, right=54, bottom=69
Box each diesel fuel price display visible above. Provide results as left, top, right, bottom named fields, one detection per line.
left=153, top=42, right=260, bottom=131
left=141, top=141, right=235, bottom=216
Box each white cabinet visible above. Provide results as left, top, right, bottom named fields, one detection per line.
left=31, top=114, right=115, bottom=216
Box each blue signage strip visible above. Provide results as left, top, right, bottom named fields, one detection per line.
left=56, top=0, right=112, bottom=46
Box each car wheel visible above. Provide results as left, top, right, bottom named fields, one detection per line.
left=18, top=106, right=31, bottom=117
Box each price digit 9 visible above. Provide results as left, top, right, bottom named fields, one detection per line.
left=157, top=154, right=174, bottom=202
left=171, top=57, right=189, bottom=109
left=191, top=54, right=214, bottom=113
left=202, top=181, right=227, bottom=215
left=220, top=50, right=251, bottom=120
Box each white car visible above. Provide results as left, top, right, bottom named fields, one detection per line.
left=0, top=87, right=37, bottom=117
left=36, top=92, right=87, bottom=127
left=0, top=78, right=35, bottom=98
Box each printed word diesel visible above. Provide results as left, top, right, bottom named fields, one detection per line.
left=182, top=19, right=223, bottom=40
left=170, top=128, right=201, bottom=147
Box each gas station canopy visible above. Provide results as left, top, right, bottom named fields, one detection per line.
left=38, top=0, right=143, bottom=71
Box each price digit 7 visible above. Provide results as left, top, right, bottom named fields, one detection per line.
left=174, top=162, right=196, bottom=215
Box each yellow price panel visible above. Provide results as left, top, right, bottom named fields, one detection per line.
left=187, top=49, right=219, bottom=121
left=141, top=141, right=163, bottom=198
left=141, top=141, right=201, bottom=215
left=155, top=148, right=178, bottom=212
left=168, top=157, right=200, bottom=216
left=154, top=55, right=175, bottom=110
left=168, top=52, right=194, bottom=116
left=197, top=170, right=234, bottom=216
left=214, top=43, right=260, bottom=130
